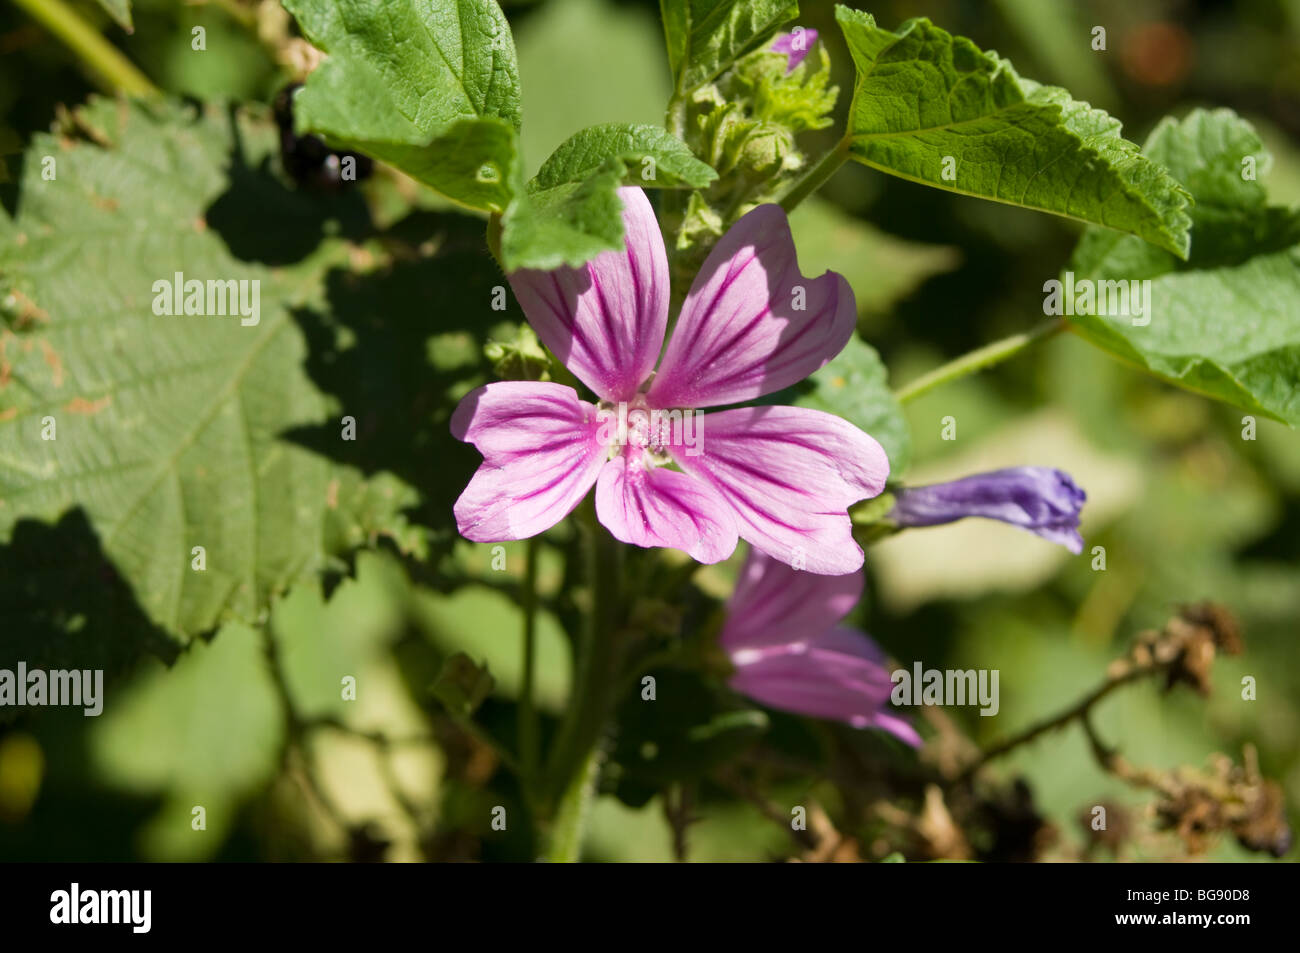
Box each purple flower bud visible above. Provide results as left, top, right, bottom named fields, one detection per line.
left=771, top=28, right=819, bottom=74
left=889, top=467, right=1087, bottom=554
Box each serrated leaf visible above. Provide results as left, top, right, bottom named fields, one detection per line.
left=501, top=123, right=716, bottom=270
left=835, top=6, right=1192, bottom=256
left=661, top=0, right=799, bottom=93
left=94, top=0, right=133, bottom=33
left=531, top=123, right=716, bottom=192
left=1066, top=109, right=1300, bottom=425
left=0, top=98, right=424, bottom=661
left=283, top=0, right=521, bottom=211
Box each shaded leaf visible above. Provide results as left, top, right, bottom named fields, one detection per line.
left=1067, top=109, right=1300, bottom=426
left=283, top=0, right=521, bottom=210
left=0, top=98, right=424, bottom=658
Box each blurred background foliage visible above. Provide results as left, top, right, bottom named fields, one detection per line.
left=0, top=0, right=1297, bottom=861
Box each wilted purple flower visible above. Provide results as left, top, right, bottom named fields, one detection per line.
left=889, top=467, right=1087, bottom=553
left=721, top=549, right=921, bottom=745
left=452, top=187, right=889, bottom=574
left=771, top=28, right=819, bottom=74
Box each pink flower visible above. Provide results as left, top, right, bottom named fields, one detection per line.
left=721, top=548, right=920, bottom=745
left=771, top=28, right=819, bottom=74
left=451, top=187, right=888, bottom=573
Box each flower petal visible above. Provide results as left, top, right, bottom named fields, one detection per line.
left=647, top=204, right=855, bottom=408
left=674, top=405, right=888, bottom=574
left=728, top=625, right=919, bottom=745
left=508, top=187, right=668, bottom=401
left=451, top=382, right=606, bottom=541
left=721, top=548, right=864, bottom=650
left=595, top=453, right=738, bottom=564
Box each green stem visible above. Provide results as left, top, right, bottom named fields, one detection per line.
left=778, top=134, right=851, bottom=213
left=893, top=317, right=1068, bottom=405
left=11, top=0, right=158, bottom=96
left=519, top=536, right=540, bottom=785
left=546, top=743, right=603, bottom=862
left=543, top=504, right=624, bottom=843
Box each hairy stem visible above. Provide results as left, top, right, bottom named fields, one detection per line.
left=519, top=535, right=540, bottom=785
left=894, top=317, right=1068, bottom=405
left=546, top=743, right=603, bottom=862
left=543, top=504, right=625, bottom=850
left=11, top=0, right=157, bottom=96
left=777, top=134, right=851, bottom=213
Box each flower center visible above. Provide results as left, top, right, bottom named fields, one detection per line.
left=595, top=397, right=699, bottom=465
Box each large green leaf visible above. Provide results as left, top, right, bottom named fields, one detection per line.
left=0, top=98, right=424, bottom=661
left=501, top=123, right=716, bottom=270
left=1067, top=109, right=1300, bottom=425
left=661, top=0, right=799, bottom=93
left=283, top=0, right=522, bottom=211
left=834, top=6, right=1192, bottom=257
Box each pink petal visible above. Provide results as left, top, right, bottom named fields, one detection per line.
left=728, top=625, right=919, bottom=745
left=673, top=405, right=888, bottom=574
left=508, top=187, right=668, bottom=401
left=721, top=548, right=864, bottom=650
left=594, top=453, right=738, bottom=564
left=451, top=382, right=607, bottom=541
left=647, top=204, right=855, bottom=408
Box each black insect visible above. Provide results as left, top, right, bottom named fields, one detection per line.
left=274, top=83, right=374, bottom=191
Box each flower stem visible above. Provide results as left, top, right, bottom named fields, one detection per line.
left=11, top=0, right=158, bottom=96
left=519, top=535, right=540, bottom=785
left=893, top=317, right=1068, bottom=405
left=543, top=503, right=625, bottom=854
left=546, top=743, right=603, bottom=862
left=778, top=134, right=851, bottom=213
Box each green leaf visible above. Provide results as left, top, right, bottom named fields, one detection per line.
left=283, top=0, right=521, bottom=210
left=1066, top=109, right=1300, bottom=426
left=500, top=124, right=716, bottom=271
left=661, top=0, right=799, bottom=93
left=0, top=98, right=424, bottom=660
left=531, top=123, right=717, bottom=193
left=94, top=0, right=133, bottom=33
left=89, top=622, right=283, bottom=860
left=834, top=6, right=1192, bottom=256
left=777, top=335, right=913, bottom=476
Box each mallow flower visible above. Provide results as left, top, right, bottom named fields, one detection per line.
left=771, top=28, right=819, bottom=73
left=721, top=548, right=920, bottom=745
left=452, top=187, right=888, bottom=574
left=889, top=466, right=1086, bottom=553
